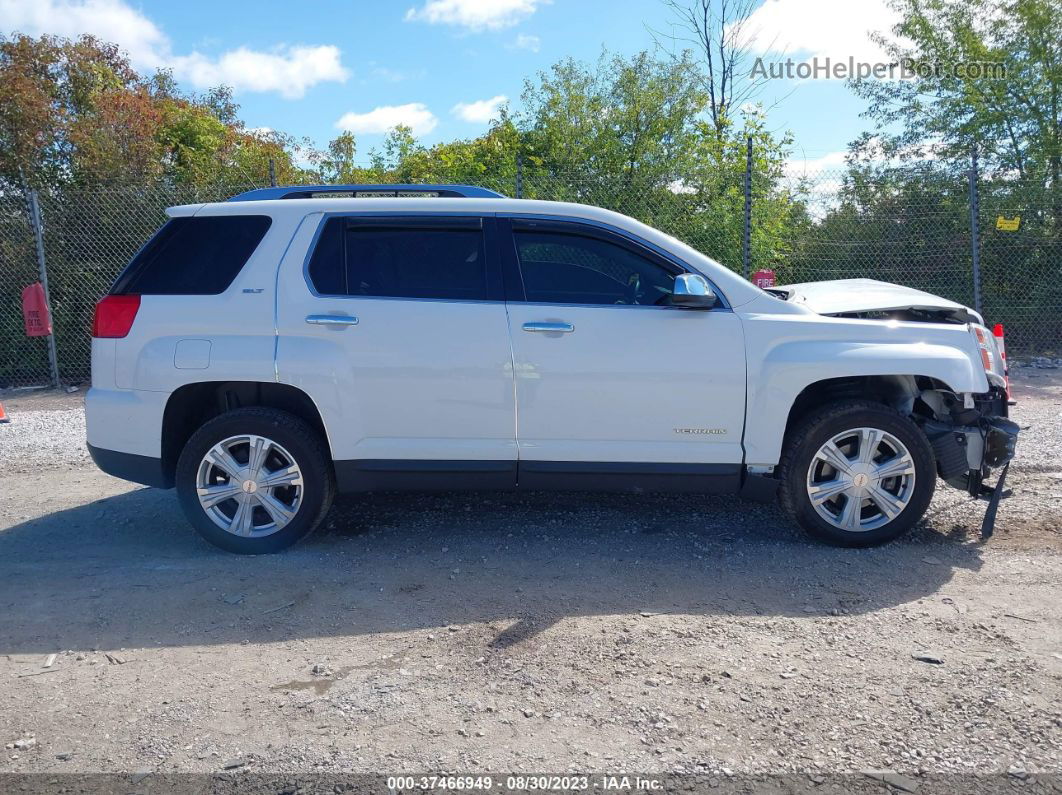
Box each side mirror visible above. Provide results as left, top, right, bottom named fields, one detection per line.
left=671, top=273, right=717, bottom=309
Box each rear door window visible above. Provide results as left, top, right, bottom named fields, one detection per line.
left=306, top=216, right=489, bottom=301
left=112, top=215, right=272, bottom=295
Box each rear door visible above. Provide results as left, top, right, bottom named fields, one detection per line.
left=501, top=217, right=747, bottom=488
left=275, top=213, right=517, bottom=488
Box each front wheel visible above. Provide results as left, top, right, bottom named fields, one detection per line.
left=778, top=401, right=936, bottom=547
left=175, top=407, right=335, bottom=554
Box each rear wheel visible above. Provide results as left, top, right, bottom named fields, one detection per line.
left=175, top=408, right=334, bottom=553
left=778, top=401, right=935, bottom=547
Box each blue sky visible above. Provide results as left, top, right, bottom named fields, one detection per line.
left=1, top=0, right=904, bottom=172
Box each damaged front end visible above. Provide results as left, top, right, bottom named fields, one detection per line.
left=920, top=385, right=1019, bottom=538
left=769, top=278, right=1021, bottom=536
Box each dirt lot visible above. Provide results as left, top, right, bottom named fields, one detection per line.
left=1, top=372, right=1060, bottom=787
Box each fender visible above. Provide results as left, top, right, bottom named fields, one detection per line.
left=742, top=332, right=990, bottom=467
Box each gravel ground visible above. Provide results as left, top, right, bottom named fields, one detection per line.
left=0, top=372, right=1060, bottom=788
left=0, top=391, right=89, bottom=473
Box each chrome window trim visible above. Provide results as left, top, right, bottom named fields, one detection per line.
left=305, top=293, right=507, bottom=306
left=511, top=301, right=723, bottom=313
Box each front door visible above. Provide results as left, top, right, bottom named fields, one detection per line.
left=276, top=212, right=517, bottom=489
left=501, top=218, right=746, bottom=490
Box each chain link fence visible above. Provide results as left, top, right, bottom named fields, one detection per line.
left=1, top=162, right=1059, bottom=388
left=0, top=190, right=49, bottom=387
left=779, top=165, right=979, bottom=304
left=977, top=168, right=1062, bottom=356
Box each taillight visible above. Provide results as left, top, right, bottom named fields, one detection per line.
left=92, top=294, right=141, bottom=338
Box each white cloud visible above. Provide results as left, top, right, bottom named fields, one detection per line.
left=785, top=150, right=849, bottom=177
left=781, top=151, right=849, bottom=220
left=405, top=0, right=548, bottom=31
left=742, top=0, right=901, bottom=64
left=0, top=0, right=167, bottom=65
left=786, top=139, right=947, bottom=178
left=0, top=0, right=349, bottom=98
left=335, top=103, right=438, bottom=136
left=451, top=94, right=507, bottom=123
left=170, top=45, right=347, bottom=100
left=510, top=33, right=540, bottom=52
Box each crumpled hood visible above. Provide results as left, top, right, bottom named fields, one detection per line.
left=770, top=278, right=982, bottom=324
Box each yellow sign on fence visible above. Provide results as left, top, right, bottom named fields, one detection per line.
left=996, top=215, right=1021, bottom=231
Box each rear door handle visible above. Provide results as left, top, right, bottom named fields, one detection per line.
left=306, top=314, right=358, bottom=327
left=522, top=321, right=574, bottom=333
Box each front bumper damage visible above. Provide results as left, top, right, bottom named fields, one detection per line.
left=922, top=386, right=1020, bottom=538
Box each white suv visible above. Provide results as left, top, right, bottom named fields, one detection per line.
left=86, top=184, right=1018, bottom=553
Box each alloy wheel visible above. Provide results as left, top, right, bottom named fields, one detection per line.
left=195, top=434, right=304, bottom=538
left=805, top=426, right=917, bottom=532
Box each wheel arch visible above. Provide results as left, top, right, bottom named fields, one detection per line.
left=781, top=374, right=956, bottom=448
left=161, top=381, right=331, bottom=484
left=776, top=398, right=938, bottom=547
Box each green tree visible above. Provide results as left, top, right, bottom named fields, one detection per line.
left=519, top=51, right=706, bottom=192
left=0, top=34, right=145, bottom=188
left=0, top=33, right=310, bottom=191
left=652, top=0, right=770, bottom=139
left=515, top=50, right=797, bottom=270
left=844, top=0, right=1061, bottom=352
left=851, top=0, right=1061, bottom=184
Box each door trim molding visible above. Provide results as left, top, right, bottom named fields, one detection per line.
left=335, top=459, right=517, bottom=492
left=334, top=459, right=741, bottom=495
left=519, top=460, right=740, bottom=494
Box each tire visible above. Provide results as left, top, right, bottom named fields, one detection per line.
left=778, top=400, right=935, bottom=547
left=175, top=407, right=335, bottom=554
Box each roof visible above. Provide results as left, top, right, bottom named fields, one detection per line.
left=227, top=184, right=506, bottom=202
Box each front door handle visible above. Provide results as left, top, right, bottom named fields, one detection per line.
left=522, top=321, right=574, bottom=333
left=306, top=314, right=359, bottom=327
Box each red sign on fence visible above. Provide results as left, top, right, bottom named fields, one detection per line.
left=752, top=268, right=777, bottom=289
left=22, top=282, right=52, bottom=337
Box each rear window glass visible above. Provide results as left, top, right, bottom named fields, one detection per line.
left=112, top=215, right=272, bottom=295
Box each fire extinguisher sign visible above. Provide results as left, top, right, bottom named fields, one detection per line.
left=22, top=282, right=53, bottom=337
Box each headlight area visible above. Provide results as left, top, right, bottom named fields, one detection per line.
left=970, top=323, right=1010, bottom=393
left=920, top=385, right=1019, bottom=538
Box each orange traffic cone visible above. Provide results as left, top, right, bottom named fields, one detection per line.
left=0, top=401, right=9, bottom=424
left=993, top=323, right=1009, bottom=398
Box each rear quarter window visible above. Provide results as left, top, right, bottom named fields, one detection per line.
left=111, top=215, right=272, bottom=295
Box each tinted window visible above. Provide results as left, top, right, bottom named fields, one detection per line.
left=514, top=228, right=678, bottom=306
left=113, top=215, right=271, bottom=295
left=306, top=216, right=344, bottom=295
left=307, top=217, right=488, bottom=301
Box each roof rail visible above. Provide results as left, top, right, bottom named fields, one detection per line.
left=226, top=184, right=507, bottom=202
